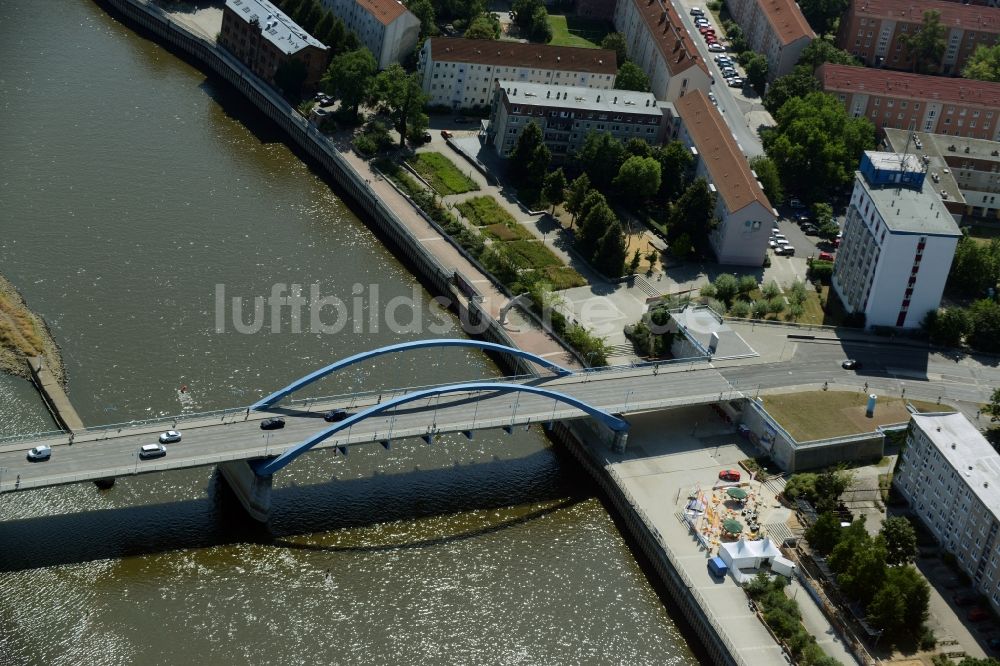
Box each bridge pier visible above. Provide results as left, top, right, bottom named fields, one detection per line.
left=612, top=429, right=629, bottom=454
left=218, top=460, right=273, bottom=522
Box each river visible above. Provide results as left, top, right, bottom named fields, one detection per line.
left=0, top=1, right=700, bottom=663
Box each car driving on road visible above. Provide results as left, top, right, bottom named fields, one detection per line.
left=27, top=445, right=52, bottom=462
left=158, top=430, right=182, bottom=444
left=139, top=443, right=167, bottom=460
left=842, top=359, right=861, bottom=370
left=260, top=417, right=285, bottom=430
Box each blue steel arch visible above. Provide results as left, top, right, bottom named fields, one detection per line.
left=250, top=339, right=573, bottom=410
left=252, top=382, right=627, bottom=476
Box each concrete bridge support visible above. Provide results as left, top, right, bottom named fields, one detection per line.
left=218, top=460, right=273, bottom=522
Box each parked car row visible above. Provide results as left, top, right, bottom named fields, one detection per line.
left=691, top=9, right=726, bottom=52
left=714, top=55, right=743, bottom=88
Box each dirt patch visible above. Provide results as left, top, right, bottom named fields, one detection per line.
left=0, top=272, right=65, bottom=384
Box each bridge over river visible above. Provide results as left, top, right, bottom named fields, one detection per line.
left=0, top=340, right=740, bottom=519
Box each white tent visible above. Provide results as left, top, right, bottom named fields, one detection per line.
left=719, top=537, right=782, bottom=570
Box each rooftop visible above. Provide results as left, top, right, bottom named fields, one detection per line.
left=674, top=90, right=772, bottom=213
left=356, top=0, right=410, bottom=26
left=497, top=80, right=666, bottom=115
left=628, top=0, right=709, bottom=76
left=856, top=165, right=961, bottom=236
left=911, top=412, right=1000, bottom=525
left=865, top=150, right=925, bottom=174
left=757, top=0, right=815, bottom=46
left=427, top=38, right=617, bottom=75
left=882, top=129, right=969, bottom=205
left=819, top=63, right=1000, bottom=108
left=851, top=0, right=1000, bottom=32
left=225, top=0, right=326, bottom=55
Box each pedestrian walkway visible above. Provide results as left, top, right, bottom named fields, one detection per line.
left=786, top=577, right=861, bottom=665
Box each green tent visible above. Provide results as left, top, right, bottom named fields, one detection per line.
left=726, top=487, right=748, bottom=500
left=723, top=519, right=743, bottom=534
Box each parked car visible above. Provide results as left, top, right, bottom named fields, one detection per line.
left=440, top=130, right=453, bottom=139
left=704, top=35, right=718, bottom=43
left=158, top=430, right=182, bottom=444
left=775, top=245, right=795, bottom=256
left=139, top=443, right=167, bottom=460
left=260, top=417, right=285, bottom=430
left=27, top=445, right=52, bottom=462
left=699, top=26, right=715, bottom=34
left=772, top=233, right=787, bottom=242
left=953, top=592, right=978, bottom=606
left=708, top=44, right=726, bottom=52
left=969, top=607, right=992, bottom=622
left=789, top=198, right=805, bottom=209
left=719, top=469, right=741, bottom=482
left=420, top=132, right=432, bottom=143
left=708, top=92, right=718, bottom=105
left=841, top=359, right=861, bottom=370
left=690, top=6, right=704, bottom=15
left=324, top=409, right=351, bottom=422
left=801, top=223, right=818, bottom=234
left=818, top=251, right=835, bottom=262
left=727, top=77, right=744, bottom=88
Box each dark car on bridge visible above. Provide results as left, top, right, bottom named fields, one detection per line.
left=323, top=409, right=351, bottom=422
left=260, top=417, right=285, bottom=430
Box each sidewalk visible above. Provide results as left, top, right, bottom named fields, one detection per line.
left=786, top=577, right=860, bottom=665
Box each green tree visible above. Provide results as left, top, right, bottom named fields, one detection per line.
left=373, top=64, right=429, bottom=146
left=629, top=248, right=642, bottom=275
left=806, top=512, right=843, bottom=555
left=762, top=92, right=876, bottom=203
left=723, top=21, right=748, bottom=53
left=542, top=167, right=567, bottom=213
left=743, top=52, right=769, bottom=95
left=565, top=173, right=592, bottom=227
left=601, top=32, right=628, bottom=66
left=594, top=224, right=627, bottom=278
left=615, top=62, right=651, bottom=92
left=509, top=120, right=551, bottom=192
left=839, top=534, right=888, bottom=605
left=880, top=516, right=918, bottom=566
left=814, top=468, right=851, bottom=513
left=796, top=0, right=849, bottom=35
left=900, top=10, right=946, bottom=74
left=512, top=0, right=550, bottom=41
left=947, top=235, right=1000, bottom=298
left=798, top=38, right=859, bottom=69
left=867, top=565, right=930, bottom=639
left=737, top=275, right=758, bottom=299
left=669, top=178, right=715, bottom=249
left=274, top=58, right=308, bottom=99
left=313, top=11, right=334, bottom=47
left=923, top=307, right=972, bottom=347
left=324, top=18, right=348, bottom=54
left=322, top=48, right=377, bottom=117
left=408, top=0, right=437, bottom=38
left=625, top=138, right=653, bottom=159
left=761, top=280, right=781, bottom=300
left=749, top=155, right=783, bottom=205
left=654, top=141, right=694, bottom=201
left=614, top=155, right=661, bottom=201
left=713, top=274, right=740, bottom=306
left=963, top=44, right=1000, bottom=82
left=578, top=131, right=626, bottom=191
left=986, top=387, right=1000, bottom=422
left=763, top=66, right=821, bottom=115
left=577, top=197, right=617, bottom=259
left=968, top=299, right=1000, bottom=353
left=464, top=13, right=500, bottom=39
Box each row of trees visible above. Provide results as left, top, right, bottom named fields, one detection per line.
left=701, top=274, right=810, bottom=321
left=922, top=235, right=1000, bottom=352
left=745, top=574, right=842, bottom=665
left=599, top=33, right=651, bottom=93
left=721, top=22, right=768, bottom=95
left=511, top=0, right=553, bottom=43
left=806, top=515, right=930, bottom=646
left=274, top=0, right=361, bottom=55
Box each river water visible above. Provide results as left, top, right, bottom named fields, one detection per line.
left=0, top=1, right=700, bottom=663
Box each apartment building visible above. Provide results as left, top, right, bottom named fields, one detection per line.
left=219, top=0, right=328, bottom=89
left=884, top=128, right=1000, bottom=220
left=320, top=0, right=420, bottom=69
left=831, top=151, right=960, bottom=329
left=836, top=0, right=1000, bottom=75
left=614, top=0, right=712, bottom=102
left=894, top=412, right=1000, bottom=615
left=418, top=38, right=617, bottom=110
left=819, top=64, right=1000, bottom=142
left=487, top=81, right=672, bottom=159
left=671, top=90, right=775, bottom=266
left=726, top=0, right=815, bottom=80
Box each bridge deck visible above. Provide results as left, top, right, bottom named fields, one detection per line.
left=0, top=364, right=739, bottom=493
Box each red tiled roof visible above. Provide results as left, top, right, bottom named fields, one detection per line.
left=630, top=0, right=709, bottom=77
left=850, top=0, right=1000, bottom=33
left=758, top=0, right=815, bottom=45
left=427, top=38, right=618, bottom=75
left=674, top=90, right=772, bottom=212
left=356, top=0, right=409, bottom=26
left=819, top=63, right=1000, bottom=107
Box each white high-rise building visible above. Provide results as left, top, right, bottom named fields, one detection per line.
left=832, top=151, right=961, bottom=329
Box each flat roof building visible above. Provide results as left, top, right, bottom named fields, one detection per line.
left=884, top=128, right=1000, bottom=221
left=672, top=90, right=775, bottom=266
left=219, top=0, right=329, bottom=89
left=895, top=412, right=1000, bottom=615
left=614, top=0, right=713, bottom=101
left=836, top=0, right=1000, bottom=75
left=320, top=0, right=420, bottom=69
left=726, top=0, right=815, bottom=80
left=819, top=64, right=1000, bottom=142
left=487, top=81, right=672, bottom=159
left=832, top=151, right=960, bottom=329
left=418, top=38, right=618, bottom=111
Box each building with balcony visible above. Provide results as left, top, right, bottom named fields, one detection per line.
left=487, top=81, right=672, bottom=159
left=831, top=151, right=960, bottom=329
left=671, top=90, right=775, bottom=266
left=418, top=38, right=617, bottom=111
left=613, top=0, right=712, bottom=102
left=884, top=128, right=1000, bottom=221
left=219, top=0, right=328, bottom=90
left=894, top=412, right=1000, bottom=615
left=320, top=0, right=420, bottom=69
left=819, top=64, right=1000, bottom=142
left=726, top=0, right=815, bottom=80
left=836, top=0, right=1000, bottom=75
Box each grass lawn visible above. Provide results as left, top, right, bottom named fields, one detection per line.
left=799, top=288, right=825, bottom=326
left=545, top=266, right=588, bottom=290
left=457, top=196, right=518, bottom=227
left=507, top=239, right=563, bottom=268
left=483, top=223, right=532, bottom=241
left=762, top=390, right=954, bottom=441
left=546, top=15, right=611, bottom=48
left=407, top=152, right=479, bottom=195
